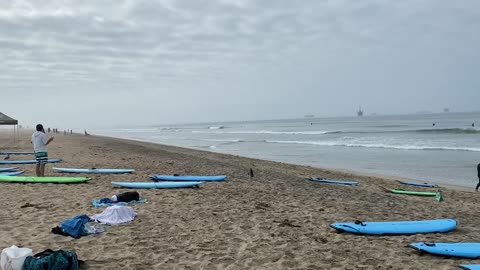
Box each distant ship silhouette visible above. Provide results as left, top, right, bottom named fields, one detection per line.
left=357, top=106, right=364, bottom=117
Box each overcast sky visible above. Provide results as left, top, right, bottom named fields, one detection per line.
left=1, top=0, right=479, bottom=129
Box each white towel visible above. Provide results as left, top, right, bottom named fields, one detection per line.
left=91, top=205, right=137, bottom=225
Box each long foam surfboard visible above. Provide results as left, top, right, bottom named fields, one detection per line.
left=310, top=178, right=359, bottom=186
left=398, top=181, right=439, bottom=188
left=460, top=265, right=480, bottom=270
left=0, top=151, right=34, bottom=155
left=390, top=189, right=439, bottom=196
left=330, top=219, right=457, bottom=235
left=150, top=175, right=227, bottom=182
left=0, top=167, right=18, bottom=172
left=410, top=242, right=480, bottom=258
left=112, top=181, right=202, bottom=189
left=0, top=171, right=24, bottom=176
left=0, top=159, right=62, bottom=165
left=0, top=175, right=90, bottom=183
left=53, top=167, right=135, bottom=174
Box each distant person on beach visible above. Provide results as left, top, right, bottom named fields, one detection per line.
left=31, top=124, right=54, bottom=177
left=432, top=123, right=435, bottom=126
left=476, top=163, right=480, bottom=192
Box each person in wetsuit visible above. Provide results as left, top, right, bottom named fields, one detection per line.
left=476, top=163, right=480, bottom=191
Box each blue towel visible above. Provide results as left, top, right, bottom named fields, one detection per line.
left=91, top=198, right=147, bottom=208
left=60, top=215, right=90, bottom=238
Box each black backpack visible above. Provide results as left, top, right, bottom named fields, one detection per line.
left=116, top=191, right=140, bottom=202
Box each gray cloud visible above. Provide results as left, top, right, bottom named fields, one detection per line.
left=0, top=0, right=479, bottom=128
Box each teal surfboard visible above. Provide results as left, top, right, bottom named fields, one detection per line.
left=0, top=159, right=61, bottom=165
left=460, top=265, right=480, bottom=270
left=54, top=167, right=134, bottom=174
left=331, top=219, right=457, bottom=235
left=0, top=167, right=18, bottom=172
left=310, top=178, right=359, bottom=185
left=398, top=181, right=439, bottom=188
left=150, top=175, right=226, bottom=181
left=0, top=171, right=24, bottom=176
left=410, top=242, right=480, bottom=258
left=0, top=151, right=34, bottom=155
left=112, top=181, right=202, bottom=189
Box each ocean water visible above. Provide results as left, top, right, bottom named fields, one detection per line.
left=93, top=112, right=480, bottom=188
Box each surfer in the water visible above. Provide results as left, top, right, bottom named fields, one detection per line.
left=476, top=163, right=480, bottom=192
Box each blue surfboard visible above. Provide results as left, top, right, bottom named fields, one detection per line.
left=54, top=167, right=134, bottom=174
left=310, top=178, right=359, bottom=186
left=0, top=167, right=18, bottom=172
left=0, top=159, right=61, bottom=165
left=331, top=219, right=457, bottom=235
left=112, top=181, right=202, bottom=189
left=0, top=171, right=24, bottom=176
left=398, top=181, right=439, bottom=188
left=150, top=175, right=227, bottom=182
left=460, top=265, right=480, bottom=270
left=410, top=242, right=480, bottom=258
left=0, top=151, right=34, bottom=155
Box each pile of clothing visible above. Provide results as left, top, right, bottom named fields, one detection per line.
left=52, top=205, right=137, bottom=238
left=1, top=246, right=81, bottom=270
left=92, top=191, right=147, bottom=207
left=23, top=249, right=82, bottom=270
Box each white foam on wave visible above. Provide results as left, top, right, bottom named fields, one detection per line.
left=265, top=140, right=480, bottom=152
left=208, top=126, right=225, bottom=130
left=193, top=130, right=335, bottom=135
left=121, top=128, right=159, bottom=133
left=202, top=139, right=243, bottom=143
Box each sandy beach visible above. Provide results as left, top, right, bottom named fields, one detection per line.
left=0, top=130, right=479, bottom=269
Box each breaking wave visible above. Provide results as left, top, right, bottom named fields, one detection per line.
left=414, top=128, right=480, bottom=134
left=192, top=130, right=338, bottom=135
left=265, top=140, right=480, bottom=152
left=202, top=139, right=244, bottom=143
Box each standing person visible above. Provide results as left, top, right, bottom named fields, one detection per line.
left=31, top=124, right=54, bottom=177
left=476, top=163, right=480, bottom=192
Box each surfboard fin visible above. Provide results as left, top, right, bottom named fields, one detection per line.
left=436, top=191, right=444, bottom=202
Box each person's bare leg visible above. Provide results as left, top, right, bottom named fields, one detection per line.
left=35, top=164, right=41, bottom=177
left=39, top=164, right=46, bottom=177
